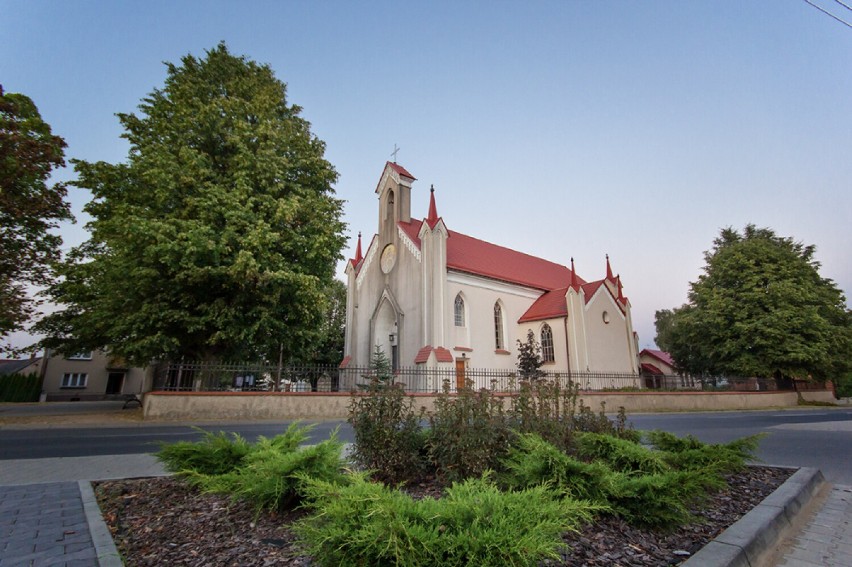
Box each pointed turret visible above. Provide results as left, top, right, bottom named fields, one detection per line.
left=426, top=185, right=439, bottom=228
left=570, top=257, right=577, bottom=289
left=606, top=254, right=615, bottom=282
left=352, top=232, right=363, bottom=266
left=616, top=274, right=624, bottom=302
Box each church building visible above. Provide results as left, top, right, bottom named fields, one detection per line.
left=342, top=162, right=639, bottom=379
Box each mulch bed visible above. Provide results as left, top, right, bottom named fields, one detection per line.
left=95, top=465, right=792, bottom=566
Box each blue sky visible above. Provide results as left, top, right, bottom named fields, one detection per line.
left=3, top=1, right=851, bottom=352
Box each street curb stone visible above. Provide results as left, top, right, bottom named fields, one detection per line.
left=79, top=481, right=123, bottom=567
left=682, top=467, right=825, bottom=567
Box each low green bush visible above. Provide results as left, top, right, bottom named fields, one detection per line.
left=155, top=428, right=252, bottom=475
left=608, top=469, right=725, bottom=528
left=500, top=433, right=613, bottom=503
left=574, top=432, right=669, bottom=475
left=427, top=382, right=513, bottom=482
left=295, top=472, right=599, bottom=567
left=192, top=428, right=347, bottom=513
left=646, top=430, right=765, bottom=474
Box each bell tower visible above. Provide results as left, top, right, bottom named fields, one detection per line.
left=376, top=161, right=415, bottom=244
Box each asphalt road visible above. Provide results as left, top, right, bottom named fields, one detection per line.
left=628, top=408, right=852, bottom=484
left=1, top=406, right=850, bottom=484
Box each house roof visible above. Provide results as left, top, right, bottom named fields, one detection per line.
left=398, top=219, right=584, bottom=291
left=0, top=358, right=41, bottom=376
left=640, top=349, right=675, bottom=367
left=640, top=362, right=663, bottom=375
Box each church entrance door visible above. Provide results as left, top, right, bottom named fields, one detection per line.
left=455, top=359, right=466, bottom=390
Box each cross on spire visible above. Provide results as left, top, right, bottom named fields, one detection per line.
left=390, top=144, right=400, bottom=163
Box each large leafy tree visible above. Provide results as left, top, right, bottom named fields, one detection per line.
left=0, top=86, right=72, bottom=353
left=36, top=44, right=345, bottom=364
left=661, top=225, right=851, bottom=382
left=296, top=278, right=346, bottom=366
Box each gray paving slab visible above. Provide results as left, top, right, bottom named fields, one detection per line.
left=777, top=484, right=852, bottom=567
left=0, top=481, right=97, bottom=567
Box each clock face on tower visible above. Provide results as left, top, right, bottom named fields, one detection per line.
left=380, top=244, right=397, bottom=274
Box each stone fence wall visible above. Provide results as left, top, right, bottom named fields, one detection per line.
left=142, top=388, right=837, bottom=421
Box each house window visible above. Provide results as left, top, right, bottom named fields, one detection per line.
left=541, top=323, right=555, bottom=363
left=66, top=352, right=93, bottom=360
left=61, top=373, right=88, bottom=388
left=454, top=294, right=465, bottom=326
left=494, top=302, right=504, bottom=350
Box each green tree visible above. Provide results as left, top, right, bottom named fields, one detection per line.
left=35, top=44, right=345, bottom=364
left=0, top=86, right=72, bottom=353
left=664, top=225, right=851, bottom=383
left=653, top=309, right=676, bottom=353
left=297, top=278, right=346, bottom=365
left=516, top=329, right=545, bottom=380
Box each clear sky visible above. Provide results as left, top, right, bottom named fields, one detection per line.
left=3, top=0, right=851, bottom=353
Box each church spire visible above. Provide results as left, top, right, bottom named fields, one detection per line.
left=606, top=254, right=615, bottom=282
left=426, top=185, right=439, bottom=228
left=353, top=232, right=363, bottom=265
left=616, top=274, right=625, bottom=302
left=570, top=257, right=577, bottom=289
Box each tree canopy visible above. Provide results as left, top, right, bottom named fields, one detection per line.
left=0, top=86, right=72, bottom=354
left=657, top=225, right=851, bottom=381
left=35, top=44, right=346, bottom=364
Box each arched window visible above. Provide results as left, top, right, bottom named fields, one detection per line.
left=385, top=190, right=395, bottom=220
left=541, top=323, right=555, bottom=363
left=494, top=302, right=504, bottom=350
left=454, top=294, right=465, bottom=327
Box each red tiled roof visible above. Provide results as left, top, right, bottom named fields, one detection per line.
left=414, top=345, right=454, bottom=364
left=640, top=349, right=675, bottom=367
left=414, top=346, right=433, bottom=364
left=581, top=280, right=605, bottom=302
left=398, top=219, right=584, bottom=291
left=387, top=161, right=415, bottom=180
left=640, top=362, right=663, bottom=375
left=434, top=347, right=453, bottom=363
left=518, top=287, right=569, bottom=323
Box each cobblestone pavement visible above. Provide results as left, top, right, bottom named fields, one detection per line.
left=777, top=484, right=852, bottom=567
left=0, top=482, right=98, bottom=567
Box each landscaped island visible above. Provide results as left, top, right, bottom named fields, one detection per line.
left=96, top=379, right=790, bottom=566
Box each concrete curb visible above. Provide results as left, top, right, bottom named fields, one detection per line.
left=682, top=467, right=826, bottom=567
left=79, top=480, right=124, bottom=567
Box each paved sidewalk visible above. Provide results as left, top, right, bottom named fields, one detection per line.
left=777, top=484, right=852, bottom=567
left=0, top=482, right=98, bottom=567
left=0, top=456, right=167, bottom=566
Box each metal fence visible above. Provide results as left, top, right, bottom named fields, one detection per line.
left=151, top=361, right=797, bottom=394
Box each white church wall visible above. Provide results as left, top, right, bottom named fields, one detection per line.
left=516, top=319, right=572, bottom=373
left=448, top=271, right=542, bottom=370
left=584, top=290, right=635, bottom=373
